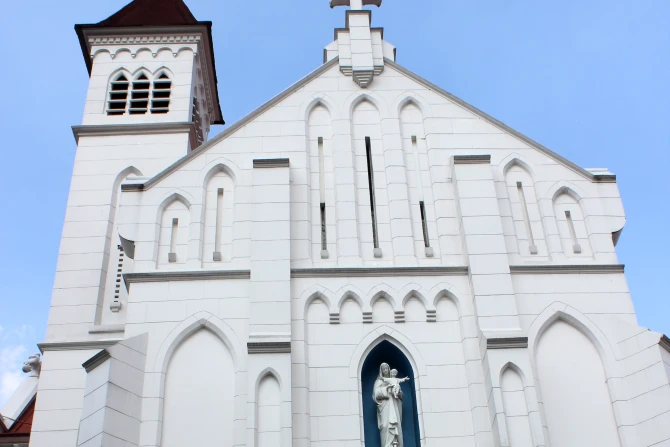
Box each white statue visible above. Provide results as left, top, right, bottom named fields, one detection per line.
left=373, top=363, right=407, bottom=447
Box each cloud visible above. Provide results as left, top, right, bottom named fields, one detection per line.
left=0, top=345, right=27, bottom=407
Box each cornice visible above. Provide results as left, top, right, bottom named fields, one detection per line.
left=487, top=337, right=529, bottom=349
left=291, top=266, right=468, bottom=278
left=73, top=122, right=196, bottom=144
left=38, top=340, right=121, bottom=353
left=253, top=158, right=290, bottom=169
left=453, top=155, right=491, bottom=165
left=247, top=342, right=291, bottom=354
left=82, top=350, right=111, bottom=373
left=386, top=59, right=617, bottom=184
left=509, top=264, right=625, bottom=274
left=124, top=270, right=251, bottom=288
left=660, top=335, right=670, bottom=353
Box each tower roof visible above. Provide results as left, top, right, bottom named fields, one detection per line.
left=74, top=0, right=224, bottom=124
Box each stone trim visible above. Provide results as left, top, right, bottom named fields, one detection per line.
left=291, top=266, right=468, bottom=278
left=253, top=158, right=290, bottom=169
left=385, top=59, right=616, bottom=184
left=73, top=122, right=196, bottom=146
left=124, top=270, right=250, bottom=288
left=487, top=337, right=529, bottom=349
left=82, top=350, right=111, bottom=373
left=125, top=58, right=340, bottom=191
left=38, top=340, right=120, bottom=353
left=660, top=335, right=670, bottom=353
left=89, top=325, right=125, bottom=335
left=509, top=264, right=625, bottom=274
left=453, top=155, right=491, bottom=164
left=247, top=342, right=291, bottom=354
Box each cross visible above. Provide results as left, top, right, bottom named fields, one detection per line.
left=330, top=0, right=382, bottom=10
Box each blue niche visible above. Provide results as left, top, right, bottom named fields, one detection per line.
left=361, top=340, right=421, bottom=447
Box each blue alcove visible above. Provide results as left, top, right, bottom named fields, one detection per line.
left=361, top=340, right=421, bottom=447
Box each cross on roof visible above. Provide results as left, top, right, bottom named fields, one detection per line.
left=330, top=0, right=382, bottom=10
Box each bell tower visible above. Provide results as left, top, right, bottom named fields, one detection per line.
left=46, top=0, right=224, bottom=341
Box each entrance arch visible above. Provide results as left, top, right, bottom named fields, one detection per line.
left=361, top=340, right=421, bottom=447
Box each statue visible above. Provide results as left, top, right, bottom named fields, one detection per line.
left=373, top=363, right=410, bottom=447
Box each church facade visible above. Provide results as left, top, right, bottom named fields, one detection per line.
left=21, top=0, right=670, bottom=446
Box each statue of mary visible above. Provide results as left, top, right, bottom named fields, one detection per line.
left=373, top=363, right=404, bottom=447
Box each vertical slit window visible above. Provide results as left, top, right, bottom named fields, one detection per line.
left=213, top=188, right=224, bottom=261
left=365, top=137, right=381, bottom=257
left=412, top=136, right=433, bottom=256
left=151, top=73, right=172, bottom=114
left=516, top=182, right=538, bottom=255
left=565, top=210, right=582, bottom=253
left=129, top=73, right=150, bottom=115
left=318, top=137, right=328, bottom=258
left=107, top=74, right=129, bottom=115
left=168, top=218, right=178, bottom=263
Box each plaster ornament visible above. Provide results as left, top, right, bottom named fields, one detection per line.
left=374, top=363, right=409, bottom=447
left=21, top=354, right=41, bottom=377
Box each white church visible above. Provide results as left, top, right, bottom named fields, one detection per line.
left=2, top=0, right=669, bottom=446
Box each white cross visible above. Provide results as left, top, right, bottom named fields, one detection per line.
left=330, top=0, right=382, bottom=10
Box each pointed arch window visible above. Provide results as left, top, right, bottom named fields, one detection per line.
left=129, top=73, right=151, bottom=114
left=151, top=72, right=172, bottom=114
left=106, top=73, right=129, bottom=115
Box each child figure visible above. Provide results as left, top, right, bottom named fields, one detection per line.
left=382, top=369, right=410, bottom=399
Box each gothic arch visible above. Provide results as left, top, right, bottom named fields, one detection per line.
left=500, top=153, right=536, bottom=179
left=349, top=326, right=427, bottom=378
left=546, top=182, right=587, bottom=205
left=368, top=285, right=401, bottom=313
left=393, top=92, right=433, bottom=119
left=151, top=65, right=175, bottom=77
left=336, top=289, right=368, bottom=315
left=430, top=284, right=470, bottom=316
left=344, top=91, right=391, bottom=120
left=152, top=311, right=243, bottom=374
left=302, top=286, right=335, bottom=316
left=498, top=361, right=529, bottom=387
left=399, top=286, right=433, bottom=312
left=300, top=93, right=341, bottom=121
left=255, top=368, right=284, bottom=397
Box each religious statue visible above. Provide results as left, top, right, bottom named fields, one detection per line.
left=373, top=363, right=410, bottom=447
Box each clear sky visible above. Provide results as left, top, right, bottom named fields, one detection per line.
left=0, top=0, right=668, bottom=406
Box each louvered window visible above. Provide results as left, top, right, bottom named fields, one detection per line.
left=129, top=73, right=150, bottom=114
left=106, top=74, right=129, bottom=115
left=151, top=73, right=172, bottom=114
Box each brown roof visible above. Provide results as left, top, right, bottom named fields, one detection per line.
left=0, top=397, right=34, bottom=444
left=98, top=0, right=199, bottom=27
left=74, top=0, right=224, bottom=124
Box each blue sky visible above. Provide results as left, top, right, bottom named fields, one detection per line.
left=0, top=0, right=668, bottom=405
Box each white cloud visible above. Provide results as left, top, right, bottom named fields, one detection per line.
left=0, top=345, right=27, bottom=407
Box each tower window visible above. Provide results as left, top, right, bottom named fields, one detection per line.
left=106, top=74, right=129, bottom=115
left=129, top=73, right=150, bottom=115
left=151, top=73, right=172, bottom=114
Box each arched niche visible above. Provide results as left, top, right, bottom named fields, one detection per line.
left=504, top=161, right=546, bottom=256
left=256, top=373, right=281, bottom=447
left=162, top=328, right=235, bottom=447
left=535, top=320, right=621, bottom=447
left=501, top=365, right=534, bottom=447
left=361, top=340, right=421, bottom=447
left=202, top=165, right=235, bottom=264
left=553, top=190, right=592, bottom=257
left=157, top=195, right=191, bottom=266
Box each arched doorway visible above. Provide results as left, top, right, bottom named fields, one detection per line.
left=361, top=340, right=421, bottom=447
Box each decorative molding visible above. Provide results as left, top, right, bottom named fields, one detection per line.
left=88, top=34, right=201, bottom=46
left=89, top=325, right=125, bottom=335
left=73, top=122, right=196, bottom=146
left=453, top=155, right=491, bottom=164
left=253, top=158, right=290, bottom=169
left=38, top=340, right=120, bottom=353
left=385, top=59, right=616, bottom=184
left=126, top=58, right=340, bottom=191
left=124, top=270, right=250, bottom=288
left=247, top=342, right=291, bottom=354
left=487, top=337, right=529, bottom=349
left=660, top=335, right=670, bottom=353
left=82, top=350, right=112, bottom=373
left=291, top=266, right=468, bottom=278
left=509, top=264, right=625, bottom=274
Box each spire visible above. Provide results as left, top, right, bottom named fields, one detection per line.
left=325, top=0, right=394, bottom=87
left=97, top=0, right=198, bottom=27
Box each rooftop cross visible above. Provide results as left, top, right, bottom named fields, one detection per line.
left=330, top=0, right=382, bottom=10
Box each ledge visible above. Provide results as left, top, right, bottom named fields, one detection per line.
left=253, top=158, right=290, bottom=168
left=89, top=325, right=125, bottom=335
left=509, top=264, right=625, bottom=274
left=73, top=122, right=196, bottom=143
left=291, top=266, right=468, bottom=278
left=247, top=342, right=291, bottom=354
left=38, top=340, right=121, bottom=353
left=124, top=270, right=250, bottom=288
left=453, top=155, right=491, bottom=164
left=487, top=337, right=529, bottom=349
left=82, top=350, right=111, bottom=373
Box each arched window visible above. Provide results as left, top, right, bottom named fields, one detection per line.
left=106, top=73, right=129, bottom=115
left=129, top=73, right=150, bottom=115
left=151, top=72, right=172, bottom=114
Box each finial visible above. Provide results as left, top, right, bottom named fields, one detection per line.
left=330, top=0, right=382, bottom=9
